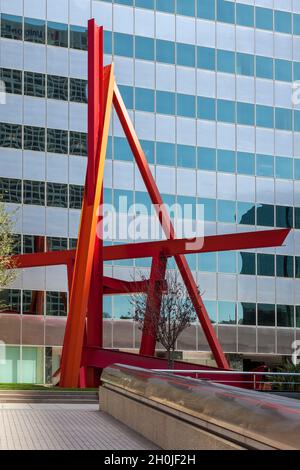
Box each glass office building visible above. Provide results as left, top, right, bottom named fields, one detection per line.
left=0, top=0, right=300, bottom=382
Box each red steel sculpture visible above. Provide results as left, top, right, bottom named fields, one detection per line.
left=6, top=20, right=290, bottom=388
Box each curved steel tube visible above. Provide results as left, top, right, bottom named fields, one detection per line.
left=101, top=364, right=300, bottom=450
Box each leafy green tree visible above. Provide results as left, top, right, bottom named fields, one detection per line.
left=0, top=200, right=16, bottom=309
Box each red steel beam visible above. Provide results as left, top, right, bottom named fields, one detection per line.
left=9, top=228, right=290, bottom=268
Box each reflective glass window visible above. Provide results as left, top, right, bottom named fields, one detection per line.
left=23, top=235, right=37, bottom=254
left=295, top=110, right=300, bottom=133
left=197, top=147, right=216, bottom=171
left=217, top=149, right=235, bottom=173
left=199, top=252, right=216, bottom=272
left=69, top=131, right=87, bottom=156
left=197, top=47, right=215, bottom=71
left=156, top=39, right=175, bottom=64
left=156, top=0, right=175, bottom=13
left=237, top=102, right=254, bottom=126
left=257, top=253, right=274, bottom=276
left=0, top=123, right=22, bottom=149
left=199, top=197, right=216, bottom=221
left=0, top=289, right=21, bottom=313
left=237, top=152, right=255, bottom=175
left=69, top=184, right=83, bottom=209
left=24, top=126, right=45, bottom=152
left=256, top=204, right=274, bottom=227
left=177, top=0, right=195, bottom=17
left=156, top=142, right=175, bottom=166
left=256, top=7, right=273, bottom=31
left=47, top=129, right=68, bottom=154
left=24, top=71, right=45, bottom=98
left=104, top=30, right=112, bottom=54
left=118, top=85, right=133, bottom=109
left=218, top=251, right=236, bottom=273
left=70, top=78, right=87, bottom=103
left=256, top=154, right=274, bottom=177
left=275, top=59, right=292, bottom=82
left=274, top=10, right=292, bottom=34
left=47, top=183, right=68, bottom=208
left=294, top=14, right=300, bottom=36
left=113, top=295, right=132, bottom=319
left=140, top=139, right=154, bottom=164
left=277, top=305, right=294, bottom=328
left=46, top=292, right=67, bottom=316
left=197, top=97, right=215, bottom=120
left=47, top=75, right=68, bottom=101
left=47, top=22, right=68, bottom=48
left=217, top=49, right=235, bottom=74
left=217, top=0, right=235, bottom=24
left=177, top=43, right=195, bottom=67
left=218, top=301, right=236, bottom=325
left=236, top=4, right=254, bottom=27
left=177, top=93, right=196, bottom=118
left=295, top=159, right=300, bottom=180
left=276, top=205, right=293, bottom=228
left=258, top=303, right=275, bottom=326
left=47, top=237, right=68, bottom=251
left=12, top=234, right=21, bottom=254
left=218, top=199, right=236, bottom=223
left=217, top=99, right=235, bottom=123
left=23, top=180, right=45, bottom=206
left=70, top=25, right=87, bottom=50
left=297, top=306, right=300, bottom=328
left=276, top=255, right=294, bottom=278
left=197, top=0, right=215, bottom=20
left=276, top=156, right=293, bottom=180
left=135, top=36, right=154, bottom=61
left=294, top=63, right=300, bottom=81
left=24, top=18, right=45, bottom=44
left=177, top=145, right=196, bottom=169
left=237, top=202, right=255, bottom=225
left=294, top=207, right=300, bottom=230
left=103, top=296, right=112, bottom=319
left=156, top=90, right=175, bottom=115
left=238, top=252, right=256, bottom=275
left=1, top=14, right=23, bottom=40
left=136, top=0, right=154, bottom=9
left=275, top=108, right=292, bottom=131
left=236, top=53, right=254, bottom=77
left=256, top=105, right=274, bottom=128
left=238, top=302, right=256, bottom=326
left=256, top=56, right=273, bottom=79
left=0, top=68, right=22, bottom=95
left=0, top=177, right=22, bottom=203
left=204, top=300, right=217, bottom=324
left=135, top=87, right=154, bottom=113
left=114, top=137, right=132, bottom=161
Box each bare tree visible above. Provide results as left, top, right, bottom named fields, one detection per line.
left=0, top=200, right=17, bottom=310
left=130, top=269, right=197, bottom=368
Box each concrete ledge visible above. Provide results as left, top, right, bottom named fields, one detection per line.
left=99, top=385, right=244, bottom=450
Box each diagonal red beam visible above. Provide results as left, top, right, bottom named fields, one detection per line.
left=9, top=228, right=290, bottom=268
left=103, top=277, right=167, bottom=295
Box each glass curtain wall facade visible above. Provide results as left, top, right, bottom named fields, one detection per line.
left=0, top=0, right=300, bottom=382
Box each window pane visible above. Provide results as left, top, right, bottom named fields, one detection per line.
left=238, top=302, right=256, bottom=326
left=256, top=154, right=274, bottom=177
left=136, top=0, right=154, bottom=9
left=256, top=105, right=274, bottom=128
left=177, top=93, right=196, bottom=118
left=177, top=0, right=195, bottom=17
left=217, top=0, right=235, bottom=24
left=47, top=183, right=68, bottom=208
left=140, top=139, right=154, bottom=164
left=197, top=0, right=215, bottom=20
left=256, top=56, right=273, bottom=79
left=217, top=149, right=235, bottom=173
left=198, top=97, right=215, bottom=120
left=237, top=202, right=255, bottom=225
left=275, top=10, right=291, bottom=34
left=70, top=25, right=87, bottom=50
left=156, top=39, right=175, bottom=64
left=47, top=22, right=68, bottom=48
left=276, top=255, right=294, bottom=278
left=24, top=126, right=45, bottom=152
left=258, top=303, right=275, bottom=326
left=218, top=251, right=236, bottom=273
left=47, top=129, right=68, bottom=154
left=177, top=145, right=196, bottom=168
left=0, top=122, right=22, bottom=149
left=217, top=99, right=235, bottom=123
left=236, top=4, right=254, bottom=27
left=24, top=71, right=45, bottom=98
left=47, top=237, right=68, bottom=251
left=156, top=0, right=175, bottom=13
left=218, top=301, right=236, bottom=325
left=197, top=147, right=216, bottom=171
left=118, top=85, right=133, bottom=109
left=0, top=289, right=21, bottom=313
left=275, top=59, right=292, bottom=82
left=70, top=78, right=87, bottom=103
left=156, top=90, right=175, bottom=115
left=0, top=68, right=22, bottom=95
left=199, top=197, right=216, bottom=221
left=238, top=252, right=256, bottom=275
left=114, top=137, right=132, bottom=161
left=237, top=53, right=254, bottom=76
left=23, top=180, right=45, bottom=206
left=69, top=131, right=87, bottom=156
left=156, top=142, right=175, bottom=166
left=135, top=87, right=154, bottom=112
left=69, top=185, right=83, bottom=209
left=1, top=14, right=23, bottom=40
left=276, top=156, right=293, bottom=179
left=257, top=253, right=274, bottom=276
left=135, top=36, right=154, bottom=61
left=199, top=252, right=216, bottom=272
left=197, top=46, right=215, bottom=70
left=0, top=177, right=22, bottom=203
left=218, top=199, right=236, bottom=223
left=217, top=49, right=235, bottom=73
left=24, top=18, right=45, bottom=44
left=46, top=292, right=67, bottom=316
left=237, top=151, right=254, bottom=175
left=47, top=75, right=68, bottom=101
left=237, top=103, right=254, bottom=126
left=256, top=7, right=273, bottom=31
left=275, top=108, right=292, bottom=131
left=276, top=205, right=293, bottom=228
left=177, top=43, right=195, bottom=67
left=277, top=305, right=294, bottom=328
